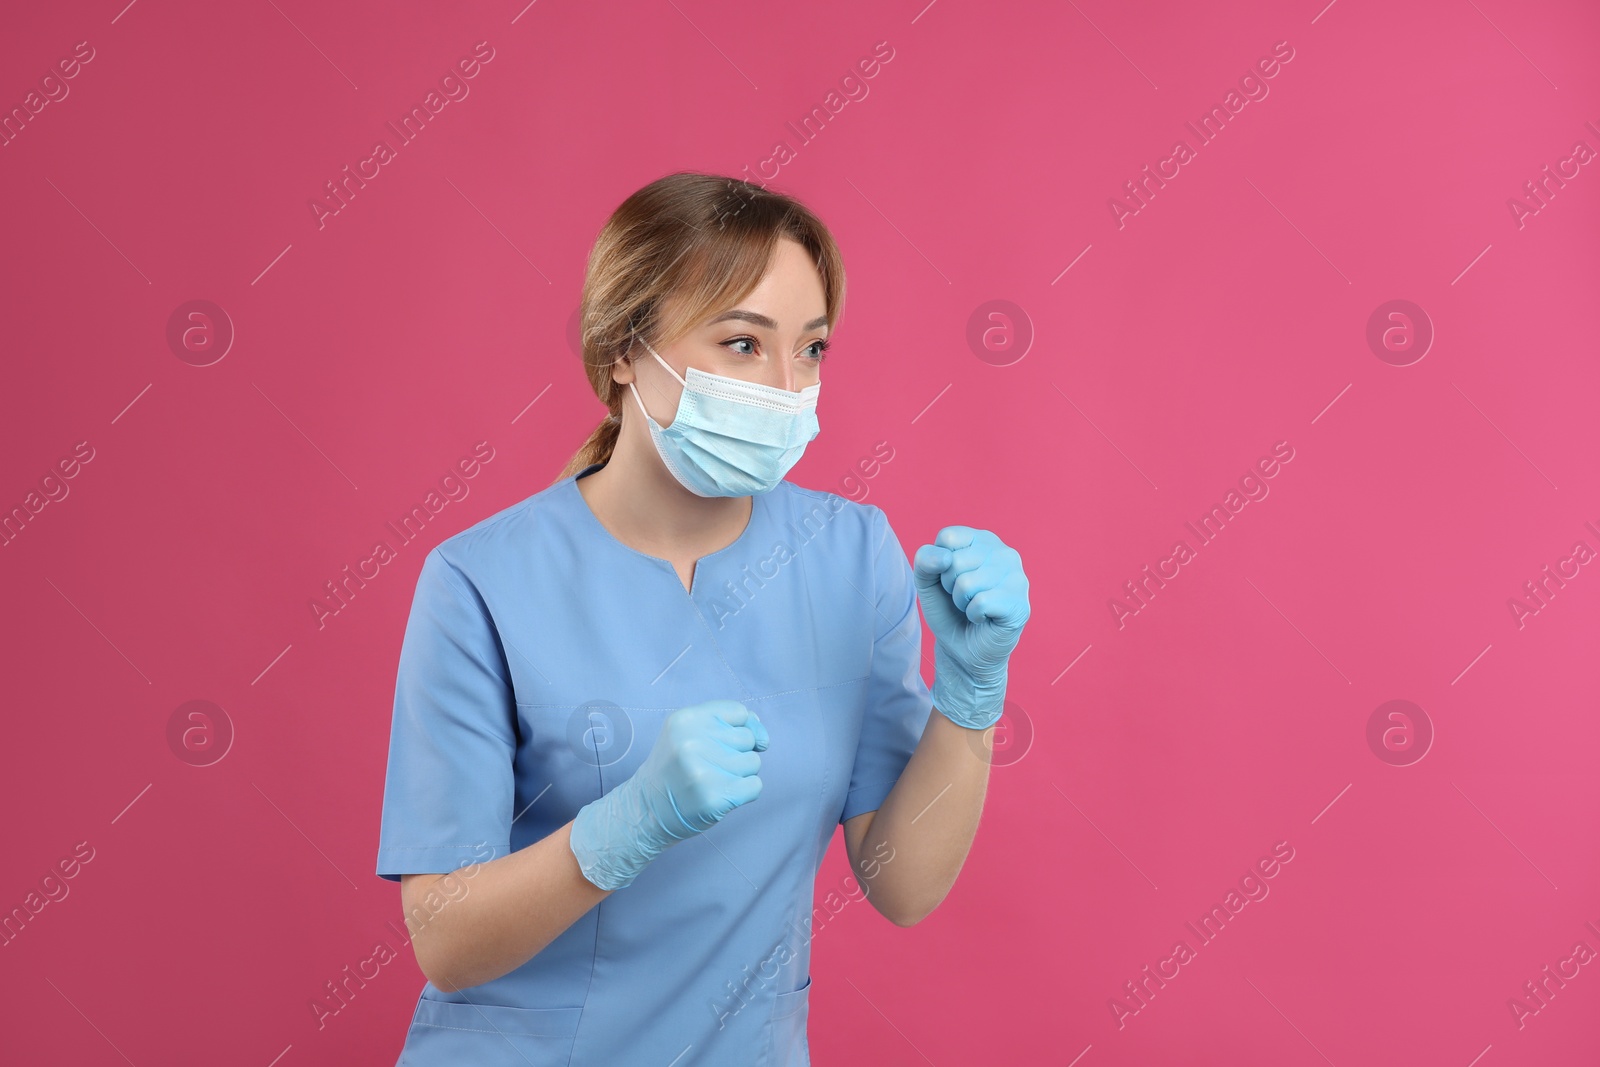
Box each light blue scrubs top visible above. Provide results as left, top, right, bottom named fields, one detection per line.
left=376, top=461, right=933, bottom=1066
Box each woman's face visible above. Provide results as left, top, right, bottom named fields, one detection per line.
left=623, top=237, right=829, bottom=417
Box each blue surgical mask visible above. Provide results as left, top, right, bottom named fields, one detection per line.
left=627, top=339, right=821, bottom=497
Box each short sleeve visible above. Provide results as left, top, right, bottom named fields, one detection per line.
left=375, top=546, right=516, bottom=882
left=839, top=505, right=934, bottom=825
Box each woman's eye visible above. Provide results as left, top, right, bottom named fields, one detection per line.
left=721, top=336, right=827, bottom=360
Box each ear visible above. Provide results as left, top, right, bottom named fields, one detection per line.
left=608, top=343, right=636, bottom=386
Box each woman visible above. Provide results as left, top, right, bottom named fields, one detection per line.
left=375, top=172, right=1031, bottom=1065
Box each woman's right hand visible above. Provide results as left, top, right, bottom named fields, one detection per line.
left=568, top=699, right=767, bottom=890
left=636, top=699, right=768, bottom=835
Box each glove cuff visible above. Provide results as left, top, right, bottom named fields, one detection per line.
left=569, top=776, right=662, bottom=891
left=931, top=650, right=1009, bottom=731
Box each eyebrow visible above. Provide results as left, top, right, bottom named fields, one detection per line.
left=707, top=309, right=830, bottom=332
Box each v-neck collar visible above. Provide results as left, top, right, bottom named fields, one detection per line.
left=563, top=463, right=773, bottom=597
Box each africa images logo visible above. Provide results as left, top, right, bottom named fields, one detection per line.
left=1109, top=441, right=1296, bottom=629
left=308, top=41, right=496, bottom=230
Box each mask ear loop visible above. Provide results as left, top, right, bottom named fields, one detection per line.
left=625, top=330, right=680, bottom=426
left=639, top=337, right=689, bottom=388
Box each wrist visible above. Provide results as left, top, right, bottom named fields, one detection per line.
left=569, top=776, right=660, bottom=891
left=932, top=653, right=1008, bottom=731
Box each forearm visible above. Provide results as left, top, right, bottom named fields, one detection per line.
left=852, top=709, right=992, bottom=926
left=410, top=821, right=611, bottom=991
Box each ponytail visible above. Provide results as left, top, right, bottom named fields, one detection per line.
left=558, top=413, right=622, bottom=480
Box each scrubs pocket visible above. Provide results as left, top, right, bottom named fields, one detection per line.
left=767, top=975, right=812, bottom=1067
left=400, top=994, right=581, bottom=1066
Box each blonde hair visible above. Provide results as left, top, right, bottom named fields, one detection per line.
left=554, top=172, right=846, bottom=483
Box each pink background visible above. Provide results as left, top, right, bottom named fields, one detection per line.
left=3, top=0, right=1598, bottom=1063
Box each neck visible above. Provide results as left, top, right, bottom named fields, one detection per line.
left=577, top=425, right=753, bottom=558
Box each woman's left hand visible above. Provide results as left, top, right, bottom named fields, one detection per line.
left=912, top=526, right=1030, bottom=730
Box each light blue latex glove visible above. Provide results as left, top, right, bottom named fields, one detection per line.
left=568, top=699, right=768, bottom=891
left=912, top=526, right=1031, bottom=730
